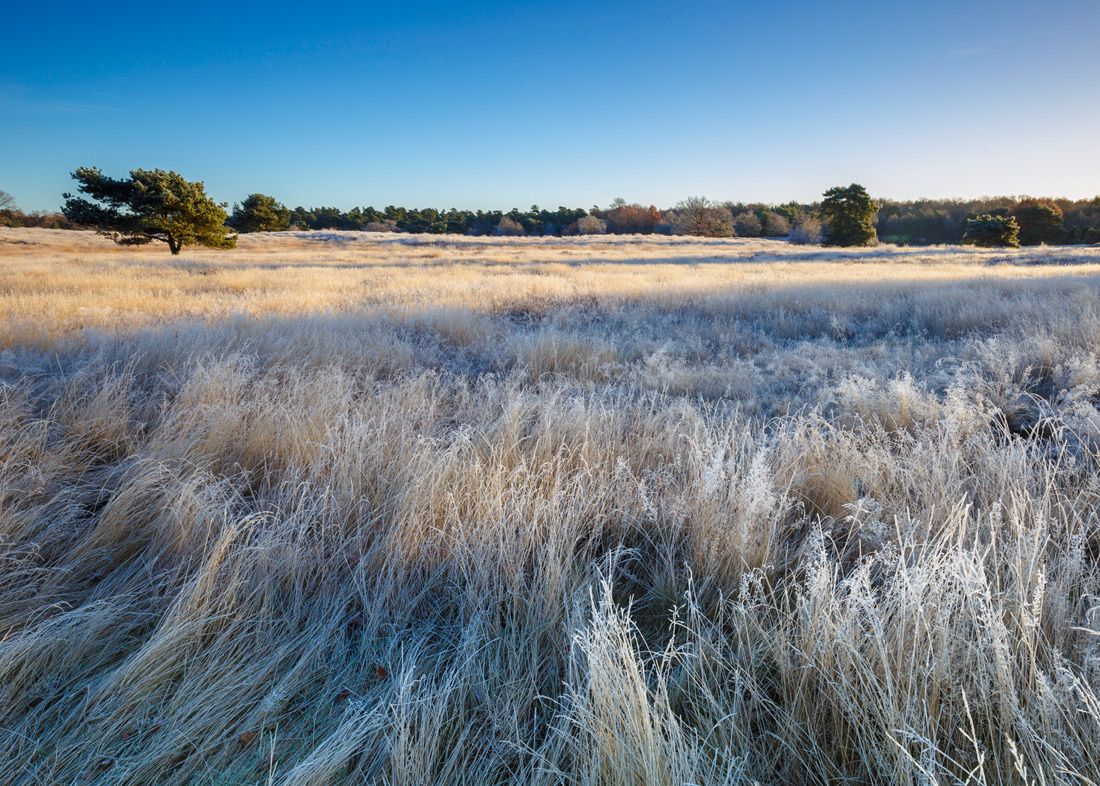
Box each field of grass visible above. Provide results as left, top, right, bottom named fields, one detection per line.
left=2, top=226, right=1100, bottom=785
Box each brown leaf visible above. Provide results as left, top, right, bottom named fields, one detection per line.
left=374, top=664, right=388, bottom=679
left=171, top=744, right=196, bottom=768
left=334, top=687, right=351, bottom=703
left=239, top=731, right=256, bottom=747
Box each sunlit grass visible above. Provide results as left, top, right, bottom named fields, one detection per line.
left=1, top=228, right=1099, bottom=785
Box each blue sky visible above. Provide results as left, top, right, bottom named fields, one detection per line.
left=2, top=0, right=1098, bottom=212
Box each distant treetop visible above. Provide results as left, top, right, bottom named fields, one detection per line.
left=227, top=193, right=291, bottom=233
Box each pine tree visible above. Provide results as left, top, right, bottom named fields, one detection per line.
left=62, top=167, right=236, bottom=254
left=227, top=193, right=291, bottom=233
left=961, top=214, right=1020, bottom=248
left=1012, top=200, right=1064, bottom=245
left=820, top=184, right=877, bottom=246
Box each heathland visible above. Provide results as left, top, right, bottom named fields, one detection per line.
left=2, top=228, right=1100, bottom=785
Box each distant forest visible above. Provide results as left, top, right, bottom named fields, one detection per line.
left=244, top=195, right=1100, bottom=245
left=3, top=190, right=1099, bottom=246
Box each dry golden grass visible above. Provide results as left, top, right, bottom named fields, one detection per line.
left=5, top=227, right=1100, bottom=345
left=2, top=227, right=1100, bottom=785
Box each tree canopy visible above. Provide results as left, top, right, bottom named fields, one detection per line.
left=961, top=214, right=1020, bottom=248
left=274, top=195, right=1099, bottom=245
left=820, top=184, right=878, bottom=246
left=227, top=193, right=291, bottom=233
left=673, top=197, right=732, bottom=237
left=1012, top=200, right=1064, bottom=246
left=62, top=167, right=236, bottom=254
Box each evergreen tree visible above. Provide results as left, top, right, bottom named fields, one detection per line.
left=774, top=201, right=805, bottom=227
left=62, top=167, right=235, bottom=254
left=961, top=214, right=1020, bottom=248
left=820, top=183, right=877, bottom=246
left=1012, top=200, right=1064, bottom=245
left=227, top=193, right=291, bottom=233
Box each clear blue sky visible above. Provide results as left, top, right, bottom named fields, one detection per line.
left=2, top=0, right=1098, bottom=212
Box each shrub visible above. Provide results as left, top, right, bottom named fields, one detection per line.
left=493, top=216, right=526, bottom=236
left=789, top=215, right=823, bottom=245
left=762, top=211, right=790, bottom=237
left=962, top=214, right=1021, bottom=247
left=574, top=215, right=607, bottom=235
left=733, top=211, right=762, bottom=237
left=653, top=213, right=679, bottom=235
left=1, top=206, right=74, bottom=229
left=364, top=220, right=399, bottom=233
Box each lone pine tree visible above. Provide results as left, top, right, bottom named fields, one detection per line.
left=820, top=183, right=878, bottom=247
left=62, top=167, right=236, bottom=254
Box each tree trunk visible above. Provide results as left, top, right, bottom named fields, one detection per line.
left=167, top=236, right=180, bottom=255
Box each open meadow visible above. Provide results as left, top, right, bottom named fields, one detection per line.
left=3, top=227, right=1100, bottom=785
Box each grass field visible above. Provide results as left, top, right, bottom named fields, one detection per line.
left=2, top=227, right=1100, bottom=785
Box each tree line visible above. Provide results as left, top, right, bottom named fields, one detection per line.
left=0, top=189, right=74, bottom=229
left=877, top=197, right=1100, bottom=246
left=247, top=196, right=813, bottom=239
left=2, top=170, right=1098, bottom=255
left=232, top=192, right=1100, bottom=246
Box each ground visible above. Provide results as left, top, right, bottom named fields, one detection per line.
left=1, top=228, right=1099, bottom=785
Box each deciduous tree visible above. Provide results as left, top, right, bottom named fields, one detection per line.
left=601, top=202, right=661, bottom=234
left=493, top=216, right=526, bottom=236
left=789, top=215, right=822, bottom=245
left=762, top=211, right=790, bottom=237
left=733, top=211, right=762, bottom=237
left=0, top=190, right=19, bottom=227
left=672, top=197, right=733, bottom=237
left=574, top=215, right=607, bottom=234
